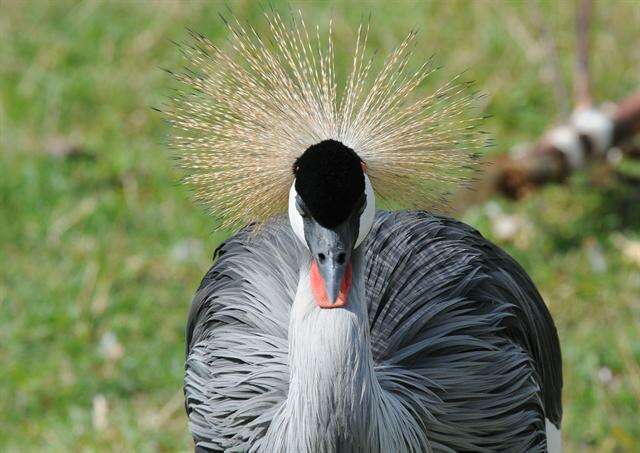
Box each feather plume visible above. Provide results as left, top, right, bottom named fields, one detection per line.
left=165, top=10, right=487, bottom=229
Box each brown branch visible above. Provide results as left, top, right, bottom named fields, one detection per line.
left=487, top=92, right=640, bottom=199
left=449, top=0, right=639, bottom=210
left=613, top=92, right=640, bottom=142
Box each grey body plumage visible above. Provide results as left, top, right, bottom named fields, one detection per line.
left=185, top=211, right=562, bottom=452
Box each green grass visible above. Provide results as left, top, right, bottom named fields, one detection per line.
left=1, top=1, right=639, bottom=451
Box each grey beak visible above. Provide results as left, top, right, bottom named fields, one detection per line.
left=316, top=245, right=348, bottom=304
left=304, top=220, right=356, bottom=305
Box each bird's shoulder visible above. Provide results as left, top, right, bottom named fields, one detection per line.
left=186, top=217, right=302, bottom=353
left=184, top=217, right=301, bottom=450
left=364, top=210, right=562, bottom=427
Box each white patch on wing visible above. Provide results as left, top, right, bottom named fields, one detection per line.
left=546, top=418, right=562, bottom=453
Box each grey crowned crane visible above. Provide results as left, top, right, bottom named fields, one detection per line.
left=166, top=11, right=562, bottom=453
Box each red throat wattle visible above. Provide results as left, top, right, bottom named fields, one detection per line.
left=310, top=260, right=352, bottom=309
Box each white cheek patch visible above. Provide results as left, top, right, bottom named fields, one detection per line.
left=355, top=175, right=375, bottom=248
left=288, top=182, right=307, bottom=246
left=289, top=176, right=375, bottom=249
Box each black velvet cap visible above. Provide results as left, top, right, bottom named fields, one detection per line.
left=293, top=140, right=365, bottom=229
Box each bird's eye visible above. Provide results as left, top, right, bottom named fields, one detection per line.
left=296, top=197, right=309, bottom=218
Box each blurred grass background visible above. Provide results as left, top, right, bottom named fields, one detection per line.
left=1, top=1, right=639, bottom=451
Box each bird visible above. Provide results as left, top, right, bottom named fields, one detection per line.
left=165, top=10, right=563, bottom=453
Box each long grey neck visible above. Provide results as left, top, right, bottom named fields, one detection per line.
left=261, top=248, right=427, bottom=453
left=272, top=248, right=380, bottom=452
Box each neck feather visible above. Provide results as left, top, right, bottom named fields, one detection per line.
left=285, top=249, right=379, bottom=451
left=262, top=248, right=428, bottom=453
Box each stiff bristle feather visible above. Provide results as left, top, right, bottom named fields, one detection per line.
left=165, top=10, right=486, bottom=229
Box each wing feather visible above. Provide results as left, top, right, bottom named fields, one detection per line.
left=185, top=211, right=562, bottom=451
